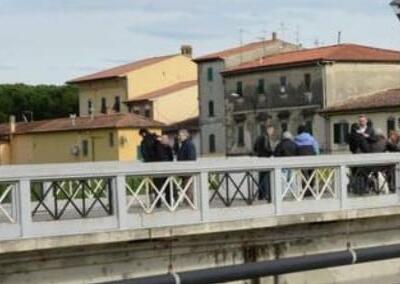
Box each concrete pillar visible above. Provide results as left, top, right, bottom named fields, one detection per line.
left=17, top=179, right=32, bottom=237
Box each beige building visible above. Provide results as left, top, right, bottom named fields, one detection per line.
left=321, top=88, right=400, bottom=153
left=67, top=46, right=198, bottom=125
left=194, top=33, right=300, bottom=156
left=0, top=113, right=163, bottom=165
left=221, top=43, right=400, bottom=155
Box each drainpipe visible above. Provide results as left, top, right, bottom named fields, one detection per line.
left=100, top=243, right=400, bottom=284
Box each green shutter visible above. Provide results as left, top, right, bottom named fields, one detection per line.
left=207, top=67, right=213, bottom=81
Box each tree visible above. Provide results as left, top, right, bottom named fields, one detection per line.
left=0, top=83, right=79, bottom=123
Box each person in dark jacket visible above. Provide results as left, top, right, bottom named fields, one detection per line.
left=176, top=129, right=196, bottom=161
left=274, top=131, right=297, bottom=157
left=349, top=123, right=369, bottom=154
left=139, top=128, right=158, bottom=162
left=369, top=128, right=387, bottom=153
left=154, top=135, right=174, bottom=206
left=358, top=115, right=376, bottom=145
left=294, top=125, right=319, bottom=156
left=254, top=125, right=275, bottom=202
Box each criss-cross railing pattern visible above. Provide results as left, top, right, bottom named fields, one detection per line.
left=0, top=182, right=15, bottom=224
left=31, top=178, right=113, bottom=221
left=348, top=165, right=396, bottom=196
left=209, top=171, right=266, bottom=207
left=281, top=167, right=337, bottom=201
left=125, top=175, right=196, bottom=213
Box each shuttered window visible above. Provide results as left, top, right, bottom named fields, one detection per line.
left=333, top=122, right=349, bottom=145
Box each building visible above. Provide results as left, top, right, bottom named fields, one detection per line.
left=194, top=33, right=300, bottom=157
left=124, top=80, right=198, bottom=124
left=67, top=46, right=198, bottom=125
left=320, top=88, right=400, bottom=153
left=221, top=43, right=400, bottom=155
left=0, top=113, right=163, bottom=165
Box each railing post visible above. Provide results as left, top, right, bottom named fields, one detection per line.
left=198, top=171, right=210, bottom=222
left=17, top=178, right=32, bottom=237
left=396, top=163, right=400, bottom=202
left=115, top=175, right=128, bottom=229
left=273, top=168, right=282, bottom=215
left=340, top=165, right=349, bottom=209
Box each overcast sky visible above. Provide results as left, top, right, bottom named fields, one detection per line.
left=0, top=0, right=399, bottom=85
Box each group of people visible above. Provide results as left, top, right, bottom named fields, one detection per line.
left=139, top=128, right=196, bottom=163
left=349, top=114, right=400, bottom=154
left=253, top=124, right=320, bottom=201
left=139, top=128, right=196, bottom=208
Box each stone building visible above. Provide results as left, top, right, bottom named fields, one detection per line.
left=221, top=44, right=400, bottom=155
left=320, top=88, right=400, bottom=153
left=194, top=33, right=299, bottom=156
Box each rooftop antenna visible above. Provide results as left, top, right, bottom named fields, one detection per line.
left=337, top=31, right=342, bottom=44
left=295, top=25, right=300, bottom=45
left=279, top=21, right=286, bottom=40
left=239, top=28, right=244, bottom=63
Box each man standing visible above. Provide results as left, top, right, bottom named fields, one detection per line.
left=253, top=125, right=275, bottom=201
left=139, top=128, right=157, bottom=162
left=358, top=114, right=376, bottom=146
left=176, top=129, right=196, bottom=161
left=176, top=129, right=196, bottom=204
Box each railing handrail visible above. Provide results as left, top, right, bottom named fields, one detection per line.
left=0, top=153, right=399, bottom=181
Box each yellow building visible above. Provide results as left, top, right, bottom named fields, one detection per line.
left=0, top=113, right=163, bottom=165
left=67, top=46, right=198, bottom=124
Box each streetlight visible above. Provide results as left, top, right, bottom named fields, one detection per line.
left=390, top=0, right=400, bottom=21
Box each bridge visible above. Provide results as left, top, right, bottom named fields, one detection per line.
left=1, top=154, right=400, bottom=283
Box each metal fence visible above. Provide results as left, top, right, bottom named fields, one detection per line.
left=0, top=154, right=399, bottom=240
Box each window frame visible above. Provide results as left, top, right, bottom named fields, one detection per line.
left=109, top=132, right=115, bottom=147
left=208, top=100, right=215, bottom=117
left=113, top=96, right=121, bottom=113
left=82, top=140, right=89, bottom=156
left=333, top=121, right=349, bottom=145
left=209, top=134, right=216, bottom=153
left=101, top=97, right=107, bottom=114
left=237, top=125, right=245, bottom=147
left=236, top=81, right=243, bottom=96
left=304, top=73, right=312, bottom=92
left=257, top=79, right=265, bottom=94
left=207, top=67, right=213, bottom=82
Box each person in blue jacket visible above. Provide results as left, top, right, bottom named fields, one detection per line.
left=294, top=125, right=320, bottom=156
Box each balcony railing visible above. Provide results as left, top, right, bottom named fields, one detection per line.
left=0, top=153, right=399, bottom=241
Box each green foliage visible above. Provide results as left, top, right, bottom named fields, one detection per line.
left=0, top=83, right=79, bottom=123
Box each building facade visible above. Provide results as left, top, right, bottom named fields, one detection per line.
left=321, top=88, right=400, bottom=153
left=0, top=113, right=163, bottom=165
left=67, top=46, right=198, bottom=125
left=222, top=44, right=400, bottom=155
left=194, top=33, right=300, bottom=156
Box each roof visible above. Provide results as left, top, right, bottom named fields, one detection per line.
left=320, top=88, right=400, bottom=115
left=126, top=80, right=197, bottom=102
left=67, top=54, right=176, bottom=83
left=194, top=39, right=290, bottom=62
left=223, top=44, right=400, bottom=75
left=164, top=116, right=199, bottom=132
left=0, top=113, right=164, bottom=136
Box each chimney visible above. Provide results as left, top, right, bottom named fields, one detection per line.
left=9, top=115, right=16, bottom=134
left=180, top=45, right=193, bottom=58
left=272, top=32, right=277, bottom=41
left=70, top=114, right=77, bottom=126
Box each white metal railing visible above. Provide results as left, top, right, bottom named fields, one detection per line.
left=0, top=153, right=399, bottom=241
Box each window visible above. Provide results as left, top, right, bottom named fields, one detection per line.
left=387, top=117, right=396, bottom=136
left=207, top=67, right=213, bottom=81
left=257, top=79, right=265, bottom=94
left=209, top=134, right=216, bottom=153
left=333, top=122, right=349, bottom=145
left=113, top=96, right=121, bottom=113
left=238, top=125, right=245, bottom=147
left=109, top=132, right=114, bottom=147
left=304, top=73, right=312, bottom=92
left=208, top=100, right=215, bottom=117
left=82, top=140, right=89, bottom=156
left=236, top=81, right=243, bottom=96
left=305, top=120, right=313, bottom=135
left=144, top=109, right=151, bottom=118
left=88, top=100, right=93, bottom=115
left=280, top=76, right=287, bottom=93
left=101, top=97, right=107, bottom=114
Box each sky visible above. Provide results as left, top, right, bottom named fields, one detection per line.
left=0, top=0, right=399, bottom=85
